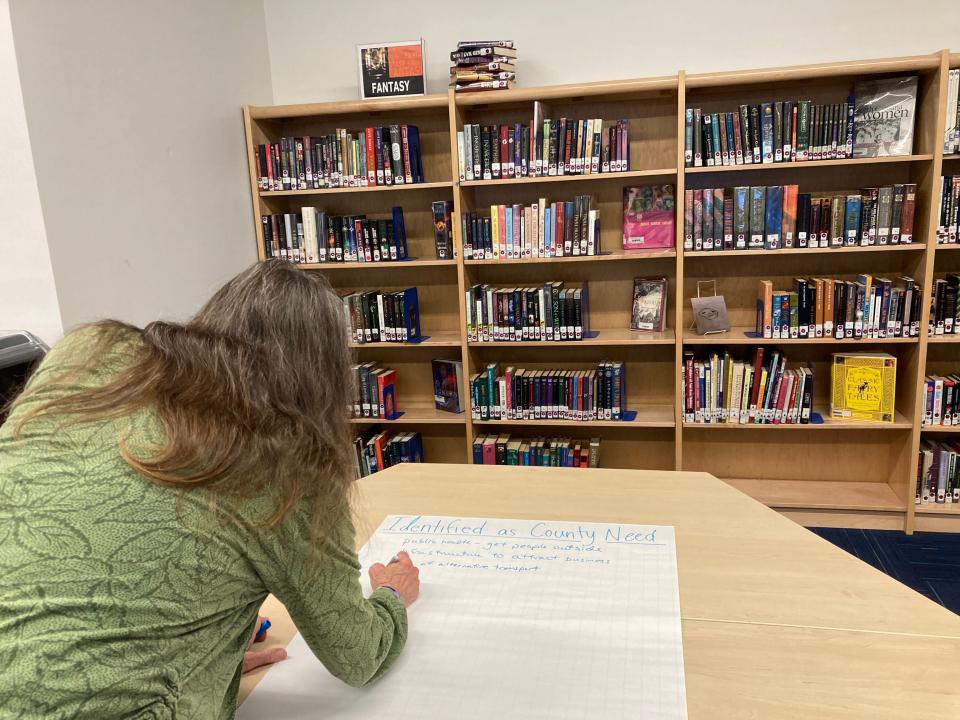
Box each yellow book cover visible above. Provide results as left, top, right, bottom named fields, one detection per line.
left=830, top=352, right=897, bottom=422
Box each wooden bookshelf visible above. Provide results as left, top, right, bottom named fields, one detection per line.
left=242, top=49, right=960, bottom=534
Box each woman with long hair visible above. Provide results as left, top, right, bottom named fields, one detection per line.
left=0, top=260, right=419, bottom=719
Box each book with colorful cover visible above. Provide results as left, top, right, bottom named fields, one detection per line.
left=623, top=184, right=676, bottom=250
left=432, top=359, right=464, bottom=413
left=830, top=352, right=897, bottom=422
left=630, top=276, right=668, bottom=332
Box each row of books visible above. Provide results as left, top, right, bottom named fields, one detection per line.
left=262, top=207, right=408, bottom=264
left=352, top=362, right=399, bottom=419
left=341, top=288, right=421, bottom=344
left=936, top=175, right=959, bottom=243
left=465, top=282, right=589, bottom=342
left=255, top=126, right=425, bottom=191
left=470, top=362, right=626, bottom=421
left=472, top=434, right=600, bottom=468
left=458, top=104, right=630, bottom=181
left=686, top=100, right=854, bottom=167
left=450, top=41, right=516, bottom=93
left=945, top=69, right=960, bottom=155
left=683, top=76, right=918, bottom=166
left=922, top=375, right=960, bottom=427
left=682, top=349, right=813, bottom=424
left=684, top=183, right=917, bottom=252
left=930, top=276, right=960, bottom=335
left=916, top=441, right=960, bottom=505
left=460, top=196, right=600, bottom=260
left=353, top=429, right=424, bottom=478
left=756, top=276, right=921, bottom=341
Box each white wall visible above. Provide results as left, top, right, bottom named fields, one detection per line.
left=8, top=0, right=273, bottom=332
left=264, top=0, right=960, bottom=103
left=0, top=0, right=62, bottom=344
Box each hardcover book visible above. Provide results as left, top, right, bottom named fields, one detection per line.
left=853, top=75, right=918, bottom=157
left=432, top=359, right=464, bottom=413
left=830, top=352, right=897, bottom=423
left=622, top=184, right=676, bottom=250
left=630, top=276, right=668, bottom=332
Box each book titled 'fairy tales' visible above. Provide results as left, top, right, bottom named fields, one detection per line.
left=830, top=352, right=897, bottom=423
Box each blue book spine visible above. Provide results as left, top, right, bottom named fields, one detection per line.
left=772, top=294, right=782, bottom=339
left=724, top=112, right=735, bottom=164
left=391, top=206, right=407, bottom=259
left=760, top=103, right=774, bottom=163
left=544, top=206, right=553, bottom=256
left=764, top=185, right=783, bottom=249
left=843, top=196, right=862, bottom=247
left=472, top=438, right=483, bottom=464
left=402, top=287, right=421, bottom=340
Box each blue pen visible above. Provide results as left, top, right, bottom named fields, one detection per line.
left=255, top=619, right=271, bottom=641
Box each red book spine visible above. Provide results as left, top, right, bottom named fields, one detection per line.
left=685, top=354, right=694, bottom=417
left=901, top=183, right=917, bottom=243
left=731, top=112, right=743, bottom=164
left=773, top=372, right=789, bottom=424
left=499, top=125, right=509, bottom=176
left=619, top=120, right=628, bottom=171
left=365, top=127, right=377, bottom=186
left=265, top=143, right=274, bottom=190
left=556, top=202, right=566, bottom=257
left=401, top=125, right=412, bottom=184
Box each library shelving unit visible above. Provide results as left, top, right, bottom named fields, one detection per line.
left=914, top=51, right=960, bottom=532
left=243, top=49, right=960, bottom=534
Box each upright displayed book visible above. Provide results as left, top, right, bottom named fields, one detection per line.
left=852, top=76, right=918, bottom=157
left=622, top=185, right=676, bottom=251
left=433, top=359, right=465, bottom=414
left=432, top=201, right=455, bottom=259
left=450, top=40, right=517, bottom=93
left=631, top=277, right=668, bottom=332
left=830, top=352, right=897, bottom=423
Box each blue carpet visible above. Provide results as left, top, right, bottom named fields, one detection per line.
left=809, top=528, right=960, bottom=616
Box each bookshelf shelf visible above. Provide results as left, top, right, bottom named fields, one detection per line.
left=469, top=328, right=675, bottom=348
left=259, top=181, right=453, bottom=198
left=684, top=244, right=925, bottom=259
left=684, top=409, right=912, bottom=430
left=465, top=249, right=676, bottom=265
left=684, top=154, right=933, bottom=175
left=920, top=425, right=960, bottom=433
left=681, top=327, right=919, bottom=345
left=459, top=168, right=676, bottom=189
left=242, top=49, right=959, bottom=534
left=473, top=404, right=675, bottom=428
left=350, top=406, right=467, bottom=425
left=723, top=478, right=906, bottom=512
left=301, top=259, right=456, bottom=271
left=915, top=504, right=960, bottom=515
left=350, top=331, right=462, bottom=349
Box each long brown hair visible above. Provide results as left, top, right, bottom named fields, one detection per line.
left=15, top=260, right=355, bottom=532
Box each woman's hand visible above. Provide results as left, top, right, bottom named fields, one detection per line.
left=368, top=551, right=420, bottom=607
left=242, top=616, right=287, bottom=674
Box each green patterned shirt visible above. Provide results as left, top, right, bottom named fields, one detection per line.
left=0, top=329, right=407, bottom=719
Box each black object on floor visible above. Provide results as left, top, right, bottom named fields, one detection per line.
left=809, top=527, right=960, bottom=616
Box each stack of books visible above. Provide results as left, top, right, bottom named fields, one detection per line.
left=450, top=41, right=516, bottom=93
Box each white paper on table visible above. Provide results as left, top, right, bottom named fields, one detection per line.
left=238, top=515, right=687, bottom=719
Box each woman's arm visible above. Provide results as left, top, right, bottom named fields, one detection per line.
left=252, top=505, right=410, bottom=687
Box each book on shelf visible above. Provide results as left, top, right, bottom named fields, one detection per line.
left=466, top=282, right=589, bottom=342
left=352, top=363, right=400, bottom=419
left=922, top=374, right=960, bottom=428
left=683, top=183, right=916, bottom=252
left=472, top=434, right=600, bottom=468
left=470, top=362, right=625, bottom=421
left=829, top=352, right=897, bottom=423
left=354, top=428, right=424, bottom=478
left=622, top=184, right=676, bottom=251
left=685, top=96, right=860, bottom=167
left=929, top=275, right=960, bottom=335
left=682, top=348, right=813, bottom=425
left=946, top=68, right=960, bottom=156
left=457, top=103, right=629, bottom=181
left=262, top=206, right=411, bottom=264
left=852, top=76, right=918, bottom=158
left=461, top=195, right=599, bottom=260
left=755, top=276, right=920, bottom=340
left=631, top=277, right=668, bottom=332
left=450, top=41, right=517, bottom=93
left=431, top=201, right=456, bottom=259
left=341, top=288, right=421, bottom=344
left=255, top=125, right=424, bottom=190
left=432, top=359, right=465, bottom=414
left=916, top=441, right=960, bottom=505
left=937, top=175, right=960, bottom=243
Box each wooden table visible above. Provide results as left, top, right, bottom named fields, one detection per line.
left=241, top=464, right=960, bottom=719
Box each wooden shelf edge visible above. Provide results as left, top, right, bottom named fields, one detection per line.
left=914, top=504, right=960, bottom=515
left=350, top=408, right=466, bottom=425
left=683, top=409, right=912, bottom=430
left=260, top=181, right=453, bottom=197
left=723, top=478, right=907, bottom=512
left=681, top=327, right=919, bottom=345
left=350, top=332, right=463, bottom=349
left=684, top=244, right=925, bottom=259
left=468, top=329, right=675, bottom=347
left=920, top=425, right=960, bottom=433
left=247, top=94, right=449, bottom=120
left=454, top=75, right=678, bottom=106
left=685, top=154, right=933, bottom=174
left=298, top=259, right=456, bottom=270
left=927, top=334, right=960, bottom=344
